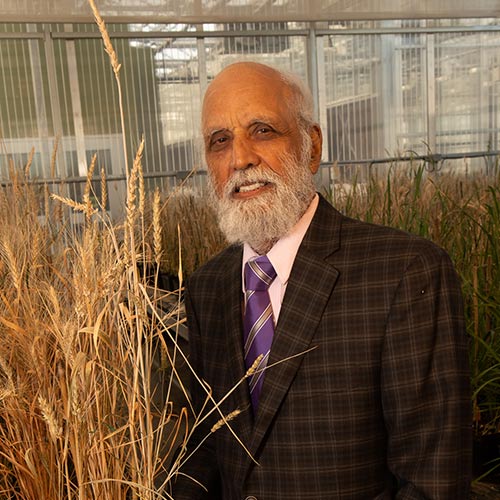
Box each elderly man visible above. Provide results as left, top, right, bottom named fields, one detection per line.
left=173, top=61, right=471, bottom=499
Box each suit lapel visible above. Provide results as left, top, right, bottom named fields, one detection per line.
left=247, top=196, right=342, bottom=461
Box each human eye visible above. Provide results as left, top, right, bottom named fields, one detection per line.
left=252, top=122, right=276, bottom=138
left=208, top=131, right=230, bottom=151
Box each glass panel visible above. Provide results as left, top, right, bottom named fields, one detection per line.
left=435, top=30, right=500, bottom=154
left=396, top=32, right=427, bottom=155
left=323, top=32, right=384, bottom=166
left=2, top=0, right=499, bottom=24
left=1, top=20, right=499, bottom=203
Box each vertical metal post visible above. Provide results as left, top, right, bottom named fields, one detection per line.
left=43, top=25, right=64, bottom=175
left=64, top=23, right=87, bottom=176
left=308, top=23, right=331, bottom=191
left=316, top=30, right=329, bottom=163
left=197, top=28, right=208, bottom=173
left=27, top=24, right=49, bottom=174
left=479, top=33, right=488, bottom=152
left=380, top=22, right=398, bottom=156
left=307, top=23, right=319, bottom=123
left=197, top=39, right=208, bottom=97
left=426, top=33, right=436, bottom=152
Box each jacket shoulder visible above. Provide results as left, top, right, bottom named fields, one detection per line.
left=341, top=213, right=450, bottom=261
left=187, top=244, right=241, bottom=287
left=316, top=195, right=450, bottom=262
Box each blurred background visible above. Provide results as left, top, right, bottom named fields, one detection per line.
left=1, top=0, right=499, bottom=218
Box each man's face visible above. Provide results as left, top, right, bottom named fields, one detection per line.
left=201, top=63, right=322, bottom=252
left=202, top=64, right=318, bottom=198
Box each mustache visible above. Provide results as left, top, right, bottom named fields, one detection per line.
left=222, top=167, right=279, bottom=197
left=221, top=154, right=299, bottom=198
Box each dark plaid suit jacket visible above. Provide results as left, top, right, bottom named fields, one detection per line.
left=173, top=195, right=471, bottom=500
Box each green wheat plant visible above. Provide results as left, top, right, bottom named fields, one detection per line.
left=327, top=161, right=500, bottom=475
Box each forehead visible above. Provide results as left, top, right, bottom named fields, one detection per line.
left=202, top=66, right=295, bottom=133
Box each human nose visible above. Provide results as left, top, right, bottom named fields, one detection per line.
left=230, top=135, right=259, bottom=170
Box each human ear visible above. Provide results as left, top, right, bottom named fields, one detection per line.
left=308, top=124, right=323, bottom=174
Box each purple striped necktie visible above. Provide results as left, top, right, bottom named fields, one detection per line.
left=243, top=255, right=277, bottom=412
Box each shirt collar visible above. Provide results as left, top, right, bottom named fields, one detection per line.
left=242, top=193, right=319, bottom=287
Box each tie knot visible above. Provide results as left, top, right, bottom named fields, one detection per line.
left=245, top=255, right=277, bottom=292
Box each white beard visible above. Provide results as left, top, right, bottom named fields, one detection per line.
left=208, top=143, right=316, bottom=254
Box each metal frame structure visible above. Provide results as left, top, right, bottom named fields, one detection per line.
left=2, top=0, right=500, bottom=24
left=1, top=18, right=499, bottom=217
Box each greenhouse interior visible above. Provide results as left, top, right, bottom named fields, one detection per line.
left=0, top=1, right=500, bottom=499
left=1, top=1, right=499, bottom=216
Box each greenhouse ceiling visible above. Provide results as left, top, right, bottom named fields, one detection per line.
left=2, top=0, right=500, bottom=23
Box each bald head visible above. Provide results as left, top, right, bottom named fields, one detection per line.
left=202, top=62, right=315, bottom=134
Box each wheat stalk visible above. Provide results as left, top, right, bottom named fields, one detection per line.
left=126, top=139, right=144, bottom=230
left=50, top=135, right=59, bottom=178
left=44, top=183, right=50, bottom=221
left=24, top=146, right=35, bottom=178
left=51, top=193, right=97, bottom=217
left=138, top=149, right=145, bottom=218
left=210, top=409, right=242, bottom=433
left=0, top=239, right=22, bottom=296
left=87, top=0, right=128, bottom=181
left=0, top=354, right=15, bottom=395
left=38, top=396, right=63, bottom=442
left=83, top=154, right=97, bottom=225
left=88, top=0, right=121, bottom=76
left=153, top=187, right=162, bottom=266
left=100, top=166, right=108, bottom=213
